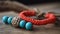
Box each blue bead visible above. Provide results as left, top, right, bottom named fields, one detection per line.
left=2, top=16, right=8, bottom=23
left=7, top=17, right=13, bottom=24
left=25, top=22, right=33, bottom=30
left=19, top=20, right=26, bottom=28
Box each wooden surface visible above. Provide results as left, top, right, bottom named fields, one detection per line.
left=0, top=21, right=60, bottom=34
left=0, top=2, right=60, bottom=34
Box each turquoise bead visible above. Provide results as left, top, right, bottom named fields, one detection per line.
left=7, top=17, right=13, bottom=24
left=25, top=22, right=33, bottom=30
left=19, top=20, right=26, bottom=28
left=2, top=16, right=8, bottom=24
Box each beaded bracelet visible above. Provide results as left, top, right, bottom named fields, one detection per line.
left=2, top=10, right=56, bottom=30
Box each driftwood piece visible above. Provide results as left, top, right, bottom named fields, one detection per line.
left=0, top=1, right=32, bottom=13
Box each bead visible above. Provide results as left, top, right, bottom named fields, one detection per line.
left=19, top=20, right=26, bottom=28
left=2, top=16, right=8, bottom=24
left=7, top=17, right=13, bottom=24
left=25, top=22, right=33, bottom=30
left=11, top=16, right=21, bottom=27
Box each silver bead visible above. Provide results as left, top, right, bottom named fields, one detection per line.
left=11, top=16, right=21, bottom=27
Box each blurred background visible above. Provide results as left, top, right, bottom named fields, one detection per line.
left=0, top=0, right=60, bottom=20
left=16, top=0, right=60, bottom=5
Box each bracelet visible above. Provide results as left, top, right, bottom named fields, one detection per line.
left=19, top=10, right=56, bottom=25
left=2, top=10, right=56, bottom=30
